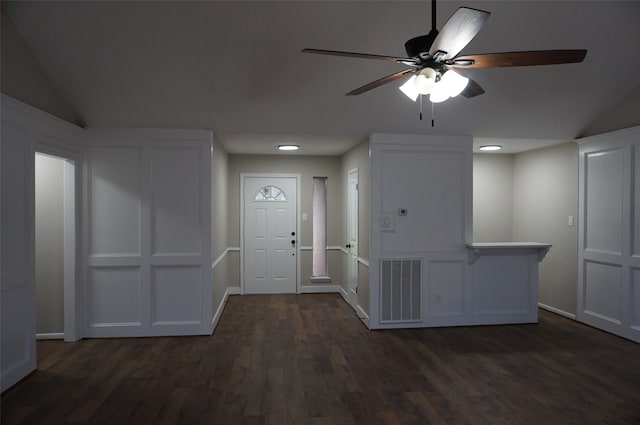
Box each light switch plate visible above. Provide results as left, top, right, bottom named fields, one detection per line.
left=379, top=214, right=395, bottom=232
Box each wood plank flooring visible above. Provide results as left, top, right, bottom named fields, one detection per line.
left=2, top=294, right=639, bottom=424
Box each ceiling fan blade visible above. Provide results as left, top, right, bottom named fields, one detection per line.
left=461, top=78, right=485, bottom=98
left=346, top=69, right=415, bottom=96
left=302, top=48, right=416, bottom=64
left=450, top=50, right=587, bottom=68
left=429, top=7, right=490, bottom=60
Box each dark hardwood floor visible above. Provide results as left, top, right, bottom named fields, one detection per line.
left=2, top=294, right=639, bottom=424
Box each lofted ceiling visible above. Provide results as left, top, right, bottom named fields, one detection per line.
left=3, top=1, right=640, bottom=155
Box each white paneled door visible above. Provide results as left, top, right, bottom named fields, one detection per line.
left=347, top=168, right=359, bottom=308
left=243, top=176, right=298, bottom=294
left=578, top=127, right=640, bottom=342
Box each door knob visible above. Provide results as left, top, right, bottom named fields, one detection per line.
left=346, top=244, right=351, bottom=248
left=291, top=240, right=296, bottom=246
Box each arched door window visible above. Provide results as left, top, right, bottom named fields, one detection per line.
left=254, top=185, right=287, bottom=201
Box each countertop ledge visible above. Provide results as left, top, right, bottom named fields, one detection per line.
left=467, top=242, right=552, bottom=249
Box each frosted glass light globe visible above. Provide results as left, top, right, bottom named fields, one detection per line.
left=413, top=68, right=437, bottom=95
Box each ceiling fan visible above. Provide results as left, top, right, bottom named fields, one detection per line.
left=302, top=0, right=587, bottom=104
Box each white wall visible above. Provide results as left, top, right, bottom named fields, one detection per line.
left=473, top=154, right=514, bottom=242
left=512, top=142, right=579, bottom=316
left=35, top=154, right=65, bottom=335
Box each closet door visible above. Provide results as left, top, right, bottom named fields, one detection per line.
left=578, top=127, right=640, bottom=342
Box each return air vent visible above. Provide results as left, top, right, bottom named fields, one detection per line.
left=380, top=259, right=421, bottom=323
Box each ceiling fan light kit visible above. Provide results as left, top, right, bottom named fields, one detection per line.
left=302, top=0, right=587, bottom=111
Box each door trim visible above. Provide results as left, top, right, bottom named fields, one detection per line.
left=34, top=149, right=80, bottom=343
left=347, top=167, right=359, bottom=309
left=240, top=173, right=301, bottom=295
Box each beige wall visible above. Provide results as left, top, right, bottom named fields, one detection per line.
left=513, top=142, right=579, bottom=315
left=35, top=153, right=65, bottom=334
left=473, top=154, right=514, bottom=242
left=0, top=11, right=81, bottom=126
left=227, top=154, right=344, bottom=286
left=211, top=139, right=230, bottom=309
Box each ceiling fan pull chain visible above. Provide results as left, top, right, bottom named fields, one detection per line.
left=419, top=94, right=423, bottom=121
left=431, top=102, right=435, bottom=127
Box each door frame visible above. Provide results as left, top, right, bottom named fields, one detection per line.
left=34, top=144, right=81, bottom=342
left=240, top=173, right=301, bottom=295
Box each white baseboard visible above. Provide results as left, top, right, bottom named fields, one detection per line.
left=356, top=305, right=370, bottom=327
left=538, top=303, right=576, bottom=320
left=36, top=333, right=64, bottom=340
left=300, top=285, right=346, bottom=296
left=210, top=286, right=241, bottom=334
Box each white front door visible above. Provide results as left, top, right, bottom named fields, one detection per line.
left=347, top=169, right=359, bottom=308
left=243, top=176, right=298, bottom=294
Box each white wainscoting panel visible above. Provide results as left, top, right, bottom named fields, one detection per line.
left=151, top=266, right=202, bottom=324
left=151, top=147, right=202, bottom=255
left=84, top=129, right=212, bottom=337
left=473, top=254, right=531, bottom=314
left=88, top=146, right=142, bottom=256
left=583, top=261, right=623, bottom=324
left=633, top=268, right=640, bottom=330
left=87, top=267, right=142, bottom=326
left=429, top=260, right=465, bottom=317
left=380, top=150, right=466, bottom=253
left=584, top=148, right=623, bottom=255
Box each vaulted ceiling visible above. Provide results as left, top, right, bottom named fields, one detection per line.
left=3, top=1, right=640, bottom=154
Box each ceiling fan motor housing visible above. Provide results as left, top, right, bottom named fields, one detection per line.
left=405, top=29, right=439, bottom=59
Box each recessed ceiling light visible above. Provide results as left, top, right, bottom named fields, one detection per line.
left=278, top=144, right=299, bottom=151
left=479, top=145, right=502, bottom=151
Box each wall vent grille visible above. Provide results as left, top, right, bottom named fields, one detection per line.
left=380, top=259, right=421, bottom=322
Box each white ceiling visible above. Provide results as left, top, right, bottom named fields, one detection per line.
left=4, top=1, right=640, bottom=155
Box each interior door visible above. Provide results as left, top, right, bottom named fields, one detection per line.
left=243, top=176, right=297, bottom=294
left=347, top=169, right=359, bottom=308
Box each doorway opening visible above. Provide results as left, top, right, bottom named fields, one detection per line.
left=34, top=152, right=77, bottom=342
